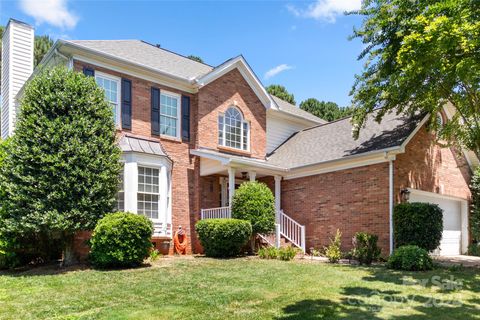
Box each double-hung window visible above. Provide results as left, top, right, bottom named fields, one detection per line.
left=95, top=72, right=121, bottom=126
left=137, top=166, right=160, bottom=220
left=116, top=169, right=125, bottom=212
left=218, top=107, right=250, bottom=151
left=160, top=91, right=180, bottom=138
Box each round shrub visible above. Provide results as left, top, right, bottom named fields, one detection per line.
left=394, top=202, right=443, bottom=251
left=387, top=245, right=433, bottom=271
left=90, top=212, right=153, bottom=268
left=352, top=232, right=381, bottom=265
left=195, top=219, right=252, bottom=257
left=231, top=182, right=275, bottom=235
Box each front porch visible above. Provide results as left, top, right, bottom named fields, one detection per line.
left=192, top=148, right=306, bottom=252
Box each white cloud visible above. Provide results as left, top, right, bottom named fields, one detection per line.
left=287, top=0, right=361, bottom=23
left=19, top=0, right=79, bottom=29
left=264, top=64, right=294, bottom=80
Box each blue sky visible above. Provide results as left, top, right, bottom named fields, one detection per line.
left=0, top=0, right=364, bottom=106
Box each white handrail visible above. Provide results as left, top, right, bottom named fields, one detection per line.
left=200, top=206, right=231, bottom=219
left=279, top=210, right=306, bottom=252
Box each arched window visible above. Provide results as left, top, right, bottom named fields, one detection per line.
left=436, top=112, right=444, bottom=128
left=218, top=107, right=250, bottom=151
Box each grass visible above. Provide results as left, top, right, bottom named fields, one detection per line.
left=0, top=257, right=479, bottom=319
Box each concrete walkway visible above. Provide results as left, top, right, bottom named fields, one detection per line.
left=433, top=255, right=480, bottom=268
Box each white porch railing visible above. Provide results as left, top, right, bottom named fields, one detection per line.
left=200, top=206, right=231, bottom=219
left=278, top=210, right=306, bottom=253
left=199, top=207, right=305, bottom=253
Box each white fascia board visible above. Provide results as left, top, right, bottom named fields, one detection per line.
left=194, top=56, right=277, bottom=110
left=284, top=151, right=398, bottom=180
left=407, top=188, right=470, bottom=202
left=267, top=108, right=322, bottom=127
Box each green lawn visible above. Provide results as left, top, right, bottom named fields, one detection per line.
left=0, top=257, right=479, bottom=320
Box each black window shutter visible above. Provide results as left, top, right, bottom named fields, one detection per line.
left=181, top=95, right=191, bottom=142
left=83, top=67, right=95, bottom=77
left=121, top=78, right=132, bottom=130
left=151, top=87, right=160, bottom=136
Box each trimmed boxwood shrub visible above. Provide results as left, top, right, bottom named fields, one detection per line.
left=90, top=212, right=153, bottom=268
left=387, top=245, right=433, bottom=271
left=231, top=182, right=275, bottom=235
left=196, top=219, right=252, bottom=257
left=352, top=232, right=381, bottom=265
left=394, top=202, right=443, bottom=251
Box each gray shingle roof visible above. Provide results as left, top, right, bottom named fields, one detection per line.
left=267, top=111, right=425, bottom=168
left=119, top=135, right=169, bottom=157
left=271, top=96, right=326, bottom=124
left=67, top=40, right=213, bottom=80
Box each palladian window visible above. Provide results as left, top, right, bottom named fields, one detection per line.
left=218, top=107, right=249, bottom=151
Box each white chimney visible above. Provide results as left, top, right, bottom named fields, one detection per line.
left=1, top=19, right=34, bottom=139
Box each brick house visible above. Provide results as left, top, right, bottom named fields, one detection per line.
left=2, top=19, right=478, bottom=258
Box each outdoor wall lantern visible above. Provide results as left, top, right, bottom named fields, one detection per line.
left=400, top=188, right=411, bottom=202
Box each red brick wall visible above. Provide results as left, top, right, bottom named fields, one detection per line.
left=73, top=60, right=199, bottom=254
left=197, top=69, right=267, bottom=159
left=394, top=126, right=471, bottom=201
left=281, top=163, right=391, bottom=255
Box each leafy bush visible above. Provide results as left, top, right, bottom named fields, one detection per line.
left=278, top=246, right=298, bottom=261
left=196, top=219, right=252, bottom=257
left=231, top=182, right=275, bottom=235
left=258, top=246, right=279, bottom=259
left=468, top=243, right=480, bottom=257
left=0, top=67, right=121, bottom=266
left=90, top=212, right=153, bottom=268
left=470, top=167, right=480, bottom=242
left=149, top=249, right=161, bottom=262
left=394, top=203, right=443, bottom=251
left=352, top=232, right=381, bottom=265
left=324, top=229, right=342, bottom=263
left=387, top=245, right=433, bottom=271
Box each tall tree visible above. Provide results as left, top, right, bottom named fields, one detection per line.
left=350, top=0, right=480, bottom=155
left=0, top=67, right=121, bottom=266
left=300, top=98, right=354, bottom=122
left=34, top=35, right=54, bottom=67
left=187, top=55, right=204, bottom=63
left=266, top=84, right=296, bottom=105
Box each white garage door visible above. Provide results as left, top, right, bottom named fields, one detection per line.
left=409, top=190, right=465, bottom=256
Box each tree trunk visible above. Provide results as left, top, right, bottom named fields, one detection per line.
left=62, top=233, right=78, bottom=267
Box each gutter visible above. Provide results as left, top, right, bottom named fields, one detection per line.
left=389, top=159, right=394, bottom=255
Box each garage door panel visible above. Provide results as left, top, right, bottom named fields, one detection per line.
left=409, top=191, right=463, bottom=256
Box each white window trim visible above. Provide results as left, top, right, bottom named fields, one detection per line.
left=95, top=71, right=121, bottom=127
left=137, top=165, right=162, bottom=222
left=160, top=90, right=181, bottom=139
left=218, top=106, right=250, bottom=151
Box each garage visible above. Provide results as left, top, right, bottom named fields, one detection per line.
left=408, top=189, right=469, bottom=256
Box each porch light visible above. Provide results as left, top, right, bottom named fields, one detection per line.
left=241, top=172, right=248, bottom=180
left=400, top=189, right=411, bottom=202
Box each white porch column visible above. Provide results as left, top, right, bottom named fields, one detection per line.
left=228, top=167, right=236, bottom=206
left=274, top=175, right=282, bottom=222
left=249, top=171, right=256, bottom=182
left=124, top=161, right=138, bottom=213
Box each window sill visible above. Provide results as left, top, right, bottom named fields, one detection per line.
left=217, top=145, right=251, bottom=156
left=160, top=134, right=182, bottom=143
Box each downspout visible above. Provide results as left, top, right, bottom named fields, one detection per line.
left=389, top=159, right=394, bottom=255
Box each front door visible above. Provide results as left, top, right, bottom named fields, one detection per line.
left=219, top=177, right=244, bottom=207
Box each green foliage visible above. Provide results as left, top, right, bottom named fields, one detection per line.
left=352, top=232, right=381, bottom=265
left=351, top=0, right=480, bottom=155
left=266, top=84, right=296, bottom=105
left=90, top=212, right=153, bottom=268
left=0, top=67, right=122, bottom=263
left=387, top=245, right=433, bottom=271
left=34, top=35, right=54, bottom=67
left=299, top=98, right=354, bottom=122
left=187, top=55, right=204, bottom=63
left=149, top=249, right=161, bottom=262
left=394, top=202, right=443, bottom=251
left=258, top=246, right=279, bottom=259
left=470, top=166, right=480, bottom=243
left=467, top=243, right=480, bottom=256
left=324, top=229, right=342, bottom=263
left=277, top=246, right=298, bottom=261
left=231, top=182, right=275, bottom=235
left=195, top=219, right=252, bottom=257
